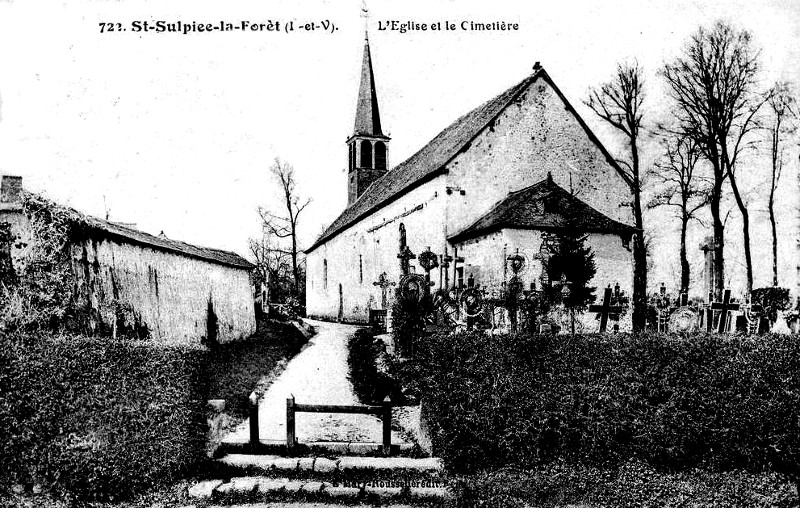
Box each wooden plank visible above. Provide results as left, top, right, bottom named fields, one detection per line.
left=286, top=397, right=296, bottom=450
left=248, top=398, right=259, bottom=452
left=382, top=396, right=392, bottom=456
left=293, top=403, right=384, bottom=415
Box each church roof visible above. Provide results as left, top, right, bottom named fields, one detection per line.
left=353, top=37, right=384, bottom=137
left=306, top=66, right=631, bottom=254
left=448, top=175, right=638, bottom=243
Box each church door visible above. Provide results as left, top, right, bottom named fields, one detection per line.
left=337, top=283, right=344, bottom=322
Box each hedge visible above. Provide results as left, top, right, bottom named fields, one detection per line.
left=418, top=331, right=800, bottom=487
left=347, top=328, right=397, bottom=405
left=453, top=460, right=796, bottom=507
left=0, top=332, right=209, bottom=501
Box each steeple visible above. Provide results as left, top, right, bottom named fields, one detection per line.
left=353, top=35, right=383, bottom=136
left=346, top=34, right=390, bottom=206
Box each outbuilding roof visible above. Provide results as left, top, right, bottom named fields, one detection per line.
left=78, top=214, right=255, bottom=269
left=305, top=66, right=631, bottom=253
left=448, top=175, right=638, bottom=243
left=25, top=193, right=254, bottom=270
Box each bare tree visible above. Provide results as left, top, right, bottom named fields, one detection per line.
left=585, top=61, right=648, bottom=331
left=248, top=229, right=291, bottom=299
left=662, top=21, right=767, bottom=296
left=258, top=158, right=311, bottom=298
left=648, top=134, right=710, bottom=294
left=765, top=81, right=797, bottom=286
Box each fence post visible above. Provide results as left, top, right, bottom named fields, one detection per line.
left=248, top=391, right=259, bottom=453
left=382, top=396, right=392, bottom=456
left=286, top=396, right=296, bottom=452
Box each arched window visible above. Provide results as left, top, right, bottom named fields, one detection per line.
left=349, top=143, right=356, bottom=171
left=360, top=140, right=372, bottom=169
left=374, top=141, right=386, bottom=170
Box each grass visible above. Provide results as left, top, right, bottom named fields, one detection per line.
left=207, top=317, right=308, bottom=419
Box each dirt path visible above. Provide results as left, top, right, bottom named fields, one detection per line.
left=224, top=319, right=409, bottom=445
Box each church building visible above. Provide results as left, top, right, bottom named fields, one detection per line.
left=305, top=36, right=637, bottom=330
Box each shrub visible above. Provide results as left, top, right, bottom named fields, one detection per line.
left=751, top=286, right=791, bottom=325
left=391, top=288, right=429, bottom=357
left=418, top=330, right=800, bottom=488
left=347, top=328, right=395, bottom=404
left=0, top=332, right=209, bottom=501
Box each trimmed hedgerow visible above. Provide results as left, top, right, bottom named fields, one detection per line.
left=418, top=331, right=800, bottom=488
left=453, top=460, right=796, bottom=508
left=0, top=332, right=209, bottom=501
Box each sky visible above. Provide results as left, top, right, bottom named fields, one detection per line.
left=0, top=0, right=798, bottom=294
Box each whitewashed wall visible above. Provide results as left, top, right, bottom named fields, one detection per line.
left=445, top=76, right=633, bottom=236
left=306, top=177, right=447, bottom=322
left=71, top=236, right=255, bottom=347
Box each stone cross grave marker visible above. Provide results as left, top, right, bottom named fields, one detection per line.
left=418, top=246, right=439, bottom=285
left=711, top=289, right=740, bottom=334
left=372, top=271, right=395, bottom=309
left=703, top=291, right=714, bottom=332
left=439, top=252, right=453, bottom=289
left=589, top=286, right=623, bottom=333
left=397, top=224, right=416, bottom=275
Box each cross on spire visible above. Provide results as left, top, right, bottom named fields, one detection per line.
left=360, top=0, right=369, bottom=40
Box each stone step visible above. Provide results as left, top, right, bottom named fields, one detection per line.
left=205, top=504, right=421, bottom=508
left=189, top=475, right=451, bottom=505
left=219, top=439, right=422, bottom=457
left=218, top=454, right=444, bottom=475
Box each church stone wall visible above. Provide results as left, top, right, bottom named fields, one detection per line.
left=71, top=236, right=256, bottom=347
left=445, top=76, right=633, bottom=238
left=306, top=177, right=447, bottom=322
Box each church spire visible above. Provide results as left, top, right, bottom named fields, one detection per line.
left=346, top=29, right=390, bottom=207
left=353, top=37, right=383, bottom=136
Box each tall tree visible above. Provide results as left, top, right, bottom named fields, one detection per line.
left=585, top=61, right=647, bottom=331
left=544, top=205, right=597, bottom=335
left=648, top=134, right=710, bottom=293
left=765, top=81, right=797, bottom=286
left=258, top=158, right=310, bottom=298
left=662, top=21, right=766, bottom=296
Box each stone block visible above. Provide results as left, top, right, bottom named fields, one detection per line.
left=313, top=457, right=338, bottom=473
left=324, top=485, right=363, bottom=499
left=337, top=456, right=443, bottom=472
left=254, top=478, right=291, bottom=493
left=298, top=457, right=315, bottom=471
left=301, top=481, right=325, bottom=493
left=187, top=479, right=222, bottom=498
left=364, top=484, right=403, bottom=498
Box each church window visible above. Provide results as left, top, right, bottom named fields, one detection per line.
left=349, top=143, right=355, bottom=171
left=323, top=259, right=328, bottom=290
left=374, top=141, right=386, bottom=170
left=359, top=255, right=363, bottom=283
left=360, top=140, right=372, bottom=168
